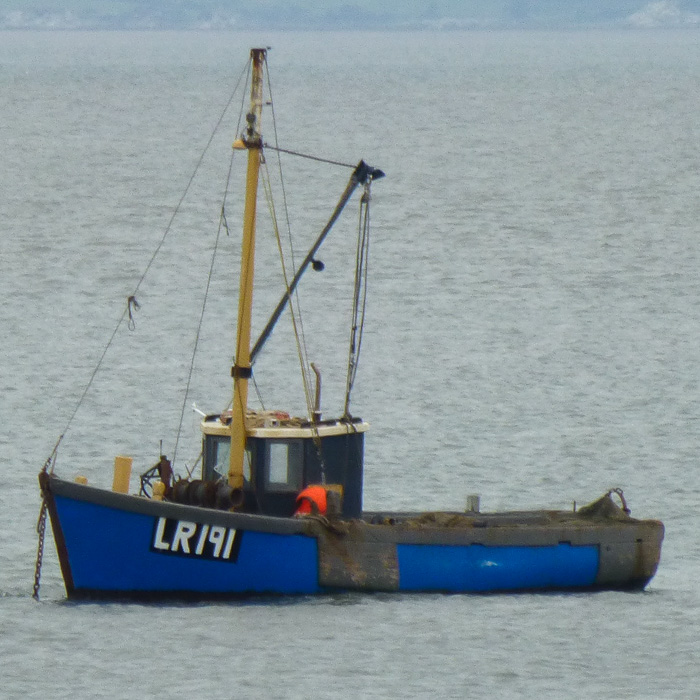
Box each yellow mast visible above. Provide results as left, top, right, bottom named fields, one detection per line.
left=229, top=47, right=265, bottom=490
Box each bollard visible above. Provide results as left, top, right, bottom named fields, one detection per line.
left=112, top=456, right=133, bottom=494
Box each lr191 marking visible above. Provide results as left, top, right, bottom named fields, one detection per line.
left=151, top=517, right=241, bottom=562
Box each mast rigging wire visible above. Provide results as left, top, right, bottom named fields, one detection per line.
left=344, top=182, right=372, bottom=417
left=40, top=57, right=252, bottom=470
left=262, top=56, right=315, bottom=415
left=260, top=158, right=316, bottom=422
left=260, top=63, right=326, bottom=473
left=263, top=143, right=356, bottom=170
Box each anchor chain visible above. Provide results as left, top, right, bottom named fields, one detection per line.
left=33, top=497, right=48, bottom=601
left=33, top=455, right=54, bottom=601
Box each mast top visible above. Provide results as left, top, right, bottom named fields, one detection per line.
left=245, top=48, right=266, bottom=149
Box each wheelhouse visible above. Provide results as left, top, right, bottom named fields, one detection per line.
left=201, top=411, right=368, bottom=518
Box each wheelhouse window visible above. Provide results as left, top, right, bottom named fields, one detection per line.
left=266, top=440, right=303, bottom=492
left=205, top=436, right=251, bottom=483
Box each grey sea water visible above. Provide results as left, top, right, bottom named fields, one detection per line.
left=2, top=29, right=700, bottom=699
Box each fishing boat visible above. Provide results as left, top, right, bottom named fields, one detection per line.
left=35, top=48, right=664, bottom=600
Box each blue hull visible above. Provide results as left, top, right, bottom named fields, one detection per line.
left=397, top=543, right=597, bottom=592
left=54, top=494, right=321, bottom=596
left=43, top=477, right=662, bottom=598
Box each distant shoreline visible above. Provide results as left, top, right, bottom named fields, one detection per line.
left=3, top=23, right=700, bottom=31
left=3, top=2, right=700, bottom=32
